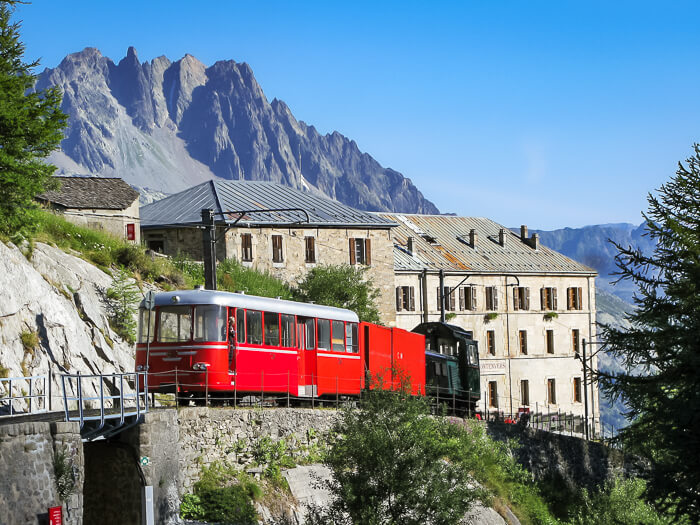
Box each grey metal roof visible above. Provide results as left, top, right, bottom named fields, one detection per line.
left=377, top=213, right=596, bottom=275
left=143, top=289, right=359, bottom=322
left=141, top=180, right=395, bottom=229
left=37, top=177, right=140, bottom=210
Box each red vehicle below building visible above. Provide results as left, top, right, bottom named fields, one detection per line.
left=135, top=289, right=426, bottom=402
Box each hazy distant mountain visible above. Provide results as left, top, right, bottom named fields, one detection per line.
left=533, top=222, right=655, bottom=303
left=36, top=47, right=439, bottom=215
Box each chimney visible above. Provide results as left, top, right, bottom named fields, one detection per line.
left=531, top=233, right=539, bottom=250
left=499, top=228, right=507, bottom=246
left=469, top=229, right=478, bottom=248
left=407, top=236, right=414, bottom=255
left=520, top=225, right=528, bottom=241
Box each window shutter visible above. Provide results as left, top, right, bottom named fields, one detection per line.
left=577, top=287, right=583, bottom=309
left=349, top=238, right=356, bottom=265
left=553, top=288, right=558, bottom=310
left=524, top=287, right=530, bottom=310
left=459, top=287, right=465, bottom=310
left=540, top=288, right=546, bottom=310
left=437, top=287, right=441, bottom=310
left=567, top=287, right=573, bottom=310
left=409, top=287, right=415, bottom=311
left=450, top=288, right=456, bottom=311
left=493, top=287, right=498, bottom=309
left=513, top=287, right=520, bottom=311
left=471, top=286, right=477, bottom=310
left=365, top=238, right=372, bottom=265
left=396, top=287, right=403, bottom=311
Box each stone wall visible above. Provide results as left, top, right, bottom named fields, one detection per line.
left=0, top=421, right=83, bottom=525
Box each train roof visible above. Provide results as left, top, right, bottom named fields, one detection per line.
left=140, top=288, right=359, bottom=323
left=412, top=321, right=474, bottom=340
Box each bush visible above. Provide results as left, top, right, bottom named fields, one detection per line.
left=106, top=267, right=140, bottom=343
left=217, top=258, right=293, bottom=299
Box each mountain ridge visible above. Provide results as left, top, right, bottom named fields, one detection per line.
left=36, top=47, right=439, bottom=215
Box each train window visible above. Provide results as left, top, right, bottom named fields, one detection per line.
left=264, top=312, right=280, bottom=346
left=318, top=319, right=331, bottom=350
left=281, top=314, right=295, bottom=347
left=345, top=323, right=358, bottom=353
left=194, top=305, right=227, bottom=342
left=332, top=321, right=345, bottom=352
left=137, top=308, right=155, bottom=343
left=434, top=362, right=441, bottom=375
left=303, top=318, right=316, bottom=349
left=468, top=343, right=479, bottom=365
left=158, top=306, right=192, bottom=342
left=236, top=308, right=245, bottom=344
left=246, top=310, right=263, bottom=345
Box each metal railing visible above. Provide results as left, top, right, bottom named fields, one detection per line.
left=0, top=374, right=49, bottom=417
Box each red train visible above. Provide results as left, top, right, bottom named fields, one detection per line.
left=135, top=288, right=426, bottom=402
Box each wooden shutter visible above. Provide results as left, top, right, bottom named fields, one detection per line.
left=365, top=238, right=372, bottom=265
left=493, top=287, right=498, bottom=310
left=524, top=287, right=530, bottom=310
left=577, top=287, right=582, bottom=309
left=437, top=287, right=441, bottom=310
left=409, top=287, right=415, bottom=311
left=513, top=287, right=520, bottom=311
left=459, top=287, right=465, bottom=310
left=540, top=287, right=546, bottom=310
left=567, top=287, right=573, bottom=310
left=470, top=286, right=477, bottom=310
left=396, top=287, right=403, bottom=311
left=349, top=238, right=356, bottom=265
left=552, top=288, right=558, bottom=310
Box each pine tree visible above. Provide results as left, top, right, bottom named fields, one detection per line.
left=0, top=1, right=67, bottom=234
left=600, top=144, right=700, bottom=519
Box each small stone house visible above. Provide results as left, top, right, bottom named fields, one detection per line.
left=140, top=180, right=398, bottom=324
left=376, top=213, right=599, bottom=422
left=37, top=177, right=141, bottom=243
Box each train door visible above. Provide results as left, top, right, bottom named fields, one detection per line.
left=296, top=317, right=317, bottom=397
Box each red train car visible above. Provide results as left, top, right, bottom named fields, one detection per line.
left=135, top=289, right=425, bottom=401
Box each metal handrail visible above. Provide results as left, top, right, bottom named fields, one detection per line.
left=0, top=375, right=48, bottom=417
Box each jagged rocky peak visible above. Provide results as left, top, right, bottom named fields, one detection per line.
left=39, top=47, right=440, bottom=214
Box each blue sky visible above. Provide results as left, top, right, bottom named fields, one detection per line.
left=15, top=1, right=700, bottom=229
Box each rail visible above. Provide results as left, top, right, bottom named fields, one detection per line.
left=0, top=374, right=49, bottom=417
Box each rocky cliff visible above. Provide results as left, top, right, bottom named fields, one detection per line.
left=0, top=241, right=134, bottom=409
left=36, top=47, right=439, bottom=214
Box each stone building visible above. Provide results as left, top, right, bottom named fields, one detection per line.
left=140, top=180, right=398, bottom=324
left=36, top=177, right=141, bottom=243
left=377, top=213, right=599, bottom=421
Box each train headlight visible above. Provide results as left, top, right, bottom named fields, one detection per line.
left=136, top=365, right=144, bottom=371
left=193, top=362, right=211, bottom=371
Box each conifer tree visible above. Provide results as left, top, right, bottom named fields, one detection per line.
left=600, top=144, right=700, bottom=519
left=0, top=1, right=66, bottom=234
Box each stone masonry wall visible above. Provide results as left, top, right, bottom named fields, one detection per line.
left=0, top=421, right=83, bottom=525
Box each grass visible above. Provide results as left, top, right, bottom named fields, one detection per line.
left=20, top=330, right=39, bottom=354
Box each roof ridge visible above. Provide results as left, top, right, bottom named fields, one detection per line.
left=211, top=179, right=225, bottom=217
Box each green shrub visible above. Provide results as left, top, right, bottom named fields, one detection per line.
left=106, top=268, right=141, bottom=343
left=20, top=330, right=39, bottom=354
left=217, top=258, right=293, bottom=299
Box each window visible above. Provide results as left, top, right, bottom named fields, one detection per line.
left=138, top=308, right=156, bottom=343
left=519, top=330, right=528, bottom=355
left=460, top=286, right=477, bottom=311
left=194, top=305, right=227, bottom=342
left=332, top=320, right=345, bottom=352
left=396, top=286, right=415, bottom=311
left=540, top=287, right=558, bottom=310
left=572, top=329, right=580, bottom=357
left=547, top=378, right=557, bottom=404
left=272, top=235, right=283, bottom=263
left=513, top=286, right=530, bottom=310
left=305, top=236, right=316, bottom=263
left=488, top=381, right=498, bottom=408
left=567, top=287, right=583, bottom=310
left=158, top=306, right=192, bottom=342
left=486, top=330, right=495, bottom=356
left=236, top=308, right=245, bottom=343
left=349, top=238, right=371, bottom=265
left=485, top=286, right=499, bottom=310
left=281, top=314, right=295, bottom=347
left=147, top=239, right=164, bottom=253
left=573, top=377, right=582, bottom=403
left=318, top=319, right=331, bottom=350
left=546, top=329, right=555, bottom=354
left=246, top=310, right=262, bottom=345
left=521, top=379, right=530, bottom=406
left=303, top=318, right=315, bottom=349
left=437, top=287, right=456, bottom=311
left=241, top=233, right=253, bottom=262
left=346, top=323, right=359, bottom=353
left=263, top=312, right=280, bottom=346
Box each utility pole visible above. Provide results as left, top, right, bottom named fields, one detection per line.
left=581, top=338, right=589, bottom=440
left=201, top=209, right=217, bottom=290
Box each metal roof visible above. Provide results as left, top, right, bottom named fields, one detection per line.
left=377, top=214, right=596, bottom=275
left=141, top=180, right=395, bottom=229
left=37, top=177, right=140, bottom=210
left=142, top=289, right=359, bottom=322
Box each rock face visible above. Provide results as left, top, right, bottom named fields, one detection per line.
left=36, top=47, right=439, bottom=214
left=0, top=241, right=134, bottom=409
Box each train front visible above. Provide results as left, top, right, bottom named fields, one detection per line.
left=135, top=289, right=232, bottom=396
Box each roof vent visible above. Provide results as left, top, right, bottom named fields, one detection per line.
left=194, top=285, right=204, bottom=290
left=236, top=290, right=246, bottom=295
left=520, top=225, right=528, bottom=241
left=531, top=233, right=539, bottom=250
left=406, top=236, right=414, bottom=255
left=469, top=229, right=478, bottom=248
left=499, top=229, right=507, bottom=247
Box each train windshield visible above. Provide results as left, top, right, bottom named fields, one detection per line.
left=158, top=306, right=192, bottom=342
left=137, top=308, right=156, bottom=343
left=194, top=305, right=227, bottom=342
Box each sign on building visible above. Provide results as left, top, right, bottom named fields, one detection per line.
left=480, top=360, right=507, bottom=375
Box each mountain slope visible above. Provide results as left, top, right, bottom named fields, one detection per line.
left=36, top=47, right=439, bottom=214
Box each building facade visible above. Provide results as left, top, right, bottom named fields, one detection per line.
left=36, top=177, right=141, bottom=243
left=378, top=214, right=599, bottom=420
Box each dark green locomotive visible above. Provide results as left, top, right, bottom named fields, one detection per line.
left=412, top=322, right=480, bottom=413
